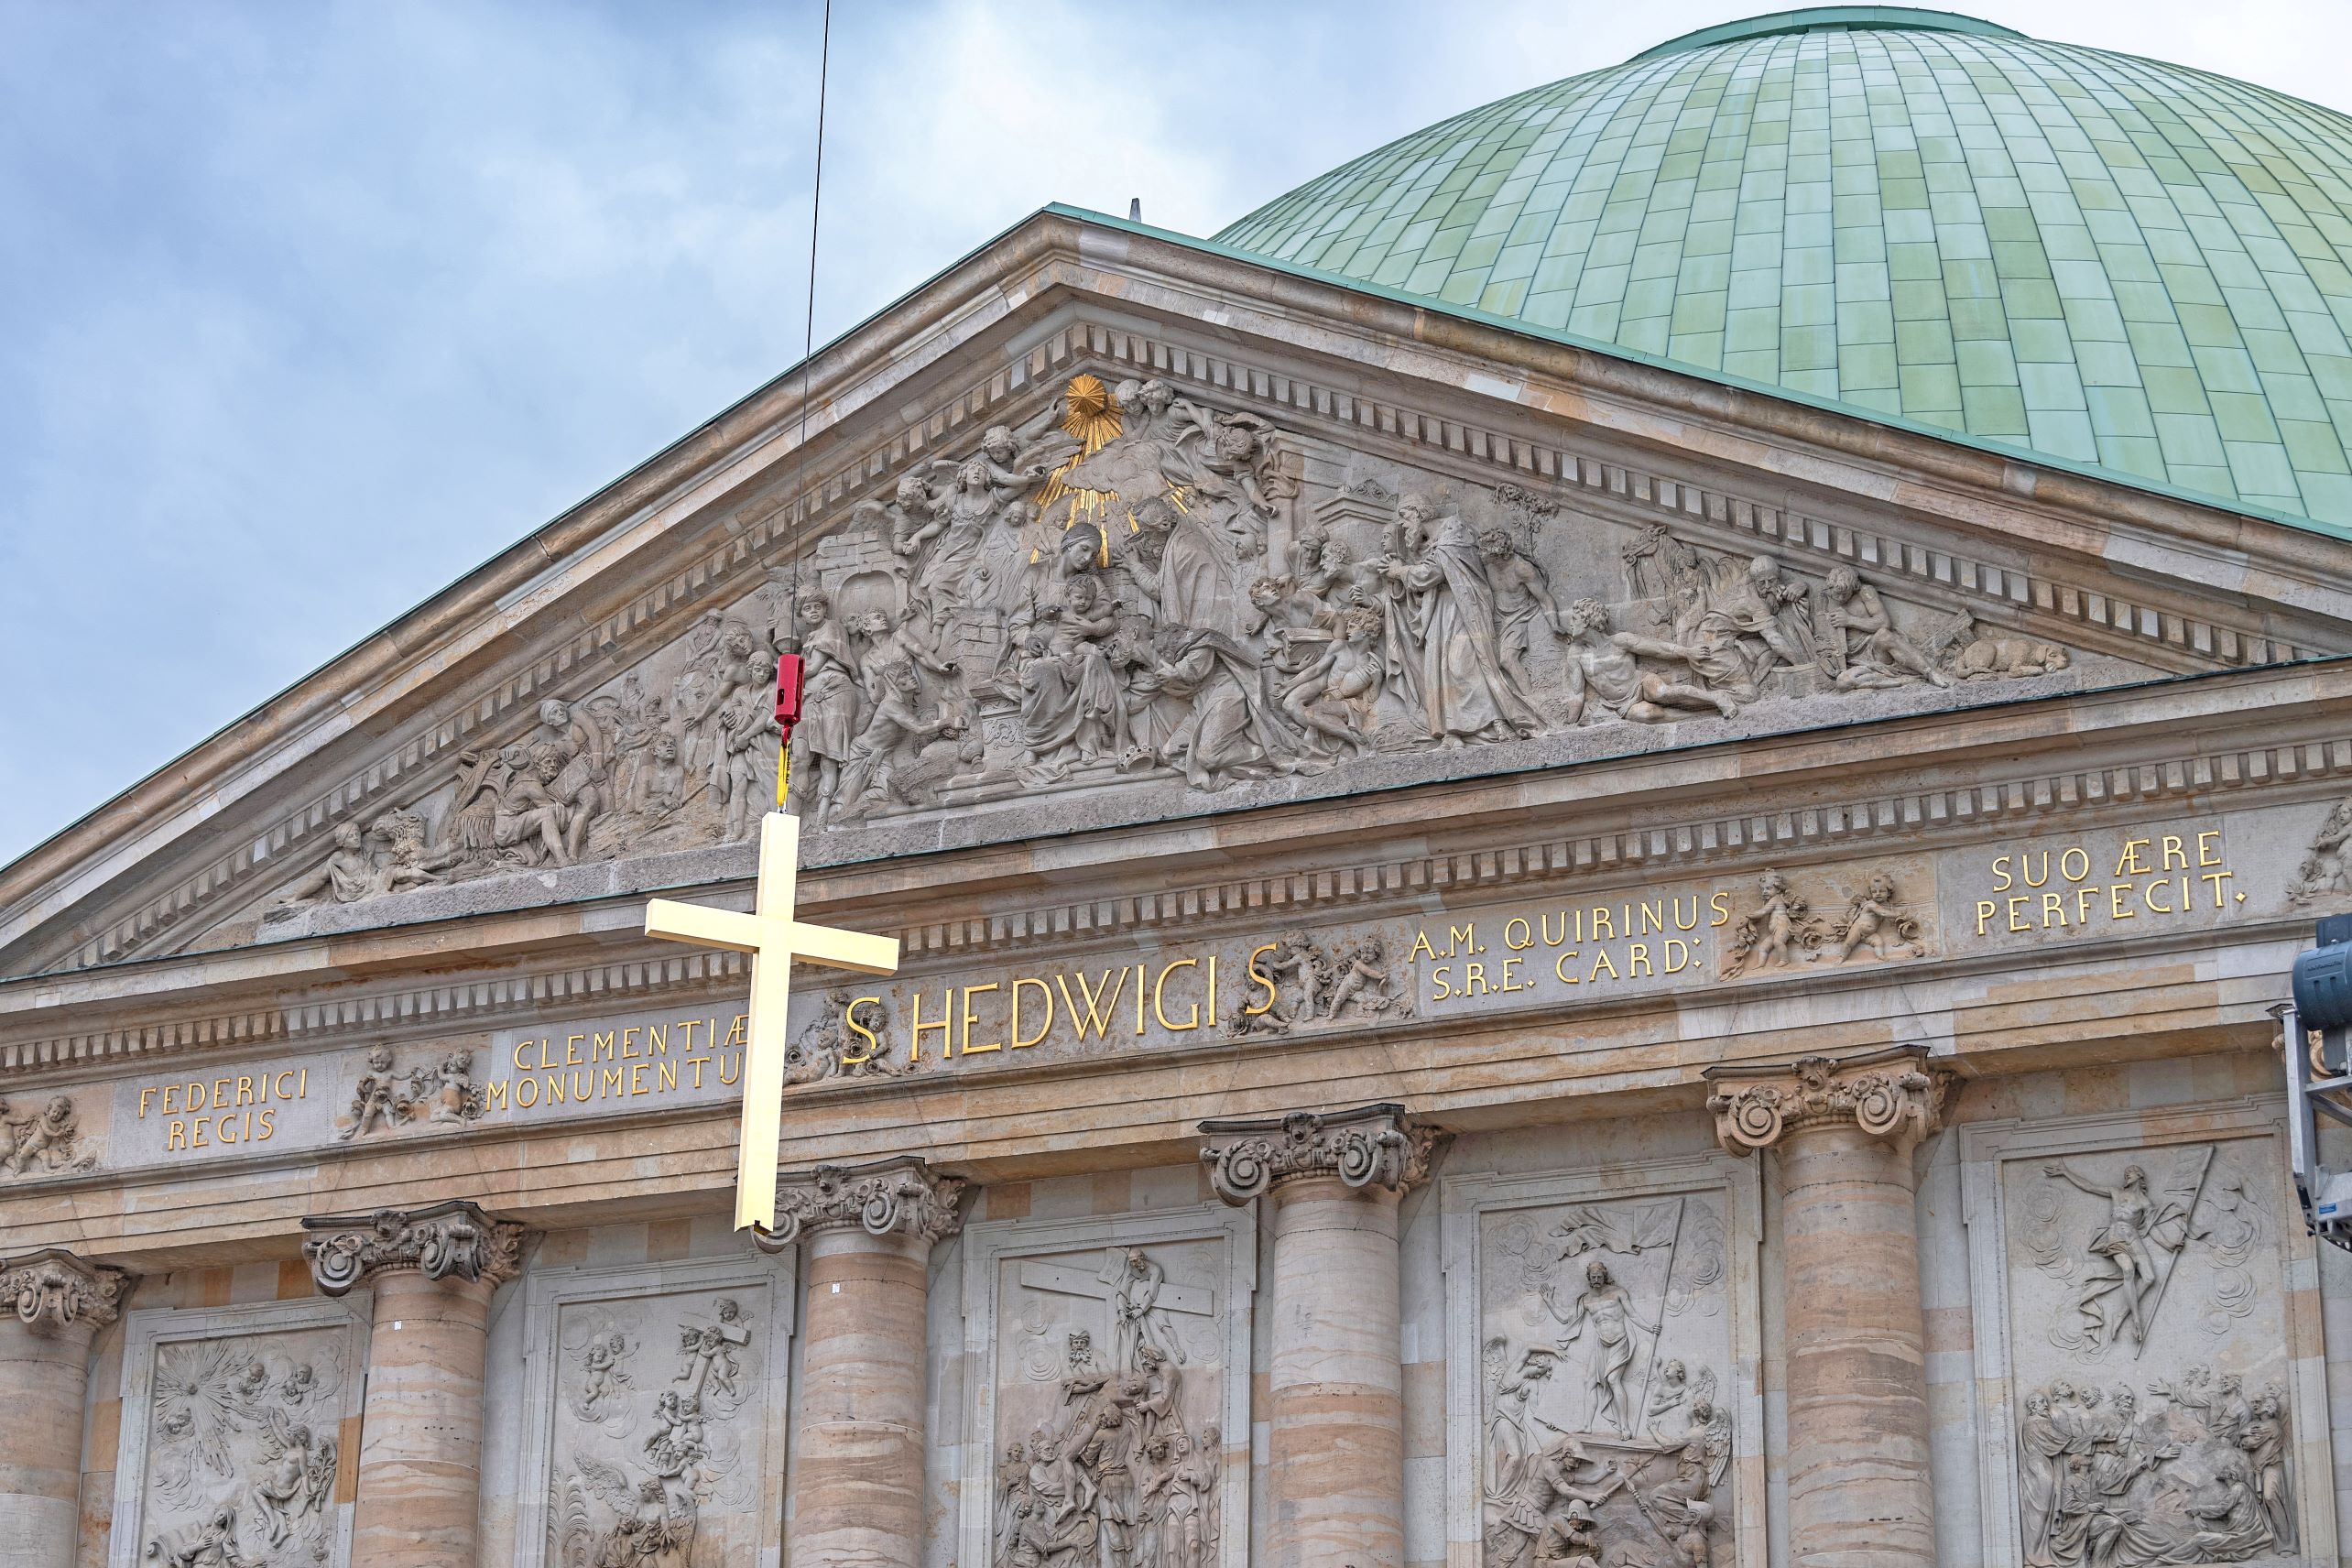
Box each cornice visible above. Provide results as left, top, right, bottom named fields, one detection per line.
left=8, top=210, right=2352, bottom=985
left=4, top=660, right=2347, bottom=1077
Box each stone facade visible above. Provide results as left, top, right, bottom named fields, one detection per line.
left=4, top=181, right=2352, bottom=1568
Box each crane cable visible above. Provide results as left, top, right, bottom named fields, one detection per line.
left=777, top=0, right=833, bottom=811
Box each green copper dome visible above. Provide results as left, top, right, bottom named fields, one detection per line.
left=1216, top=9, right=2352, bottom=526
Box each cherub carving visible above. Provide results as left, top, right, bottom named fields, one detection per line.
left=1279, top=603, right=1386, bottom=759
left=334, top=1046, right=410, bottom=1140
left=1718, top=869, right=1818, bottom=978
left=1823, top=873, right=1925, bottom=964
left=574, top=1330, right=635, bottom=1418
left=0, top=1094, right=93, bottom=1177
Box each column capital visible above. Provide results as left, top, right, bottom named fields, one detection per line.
left=1704, top=1045, right=1955, bottom=1155
left=300, top=1200, right=525, bottom=1297
left=0, top=1247, right=130, bottom=1335
left=1198, top=1101, right=1436, bottom=1204
left=754, top=1156, right=967, bottom=1251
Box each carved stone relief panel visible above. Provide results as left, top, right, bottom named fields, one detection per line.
left=0, top=1088, right=100, bottom=1179
left=109, top=1297, right=369, bottom=1568
left=259, top=369, right=2123, bottom=920
left=512, top=1251, right=794, bottom=1568
left=957, top=1202, right=1258, bottom=1568
left=1962, top=1105, right=2337, bottom=1568
left=1443, top=1157, right=1765, bottom=1568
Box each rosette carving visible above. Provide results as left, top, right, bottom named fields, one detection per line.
left=1198, top=1102, right=1435, bottom=1204
left=1703, top=1047, right=1953, bottom=1155
left=299, top=1199, right=526, bottom=1297
left=0, top=1247, right=130, bottom=1335
left=748, top=1156, right=967, bottom=1253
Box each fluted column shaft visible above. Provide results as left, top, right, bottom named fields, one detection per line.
left=1202, top=1103, right=1432, bottom=1568
left=764, top=1156, right=964, bottom=1568
left=301, top=1201, right=522, bottom=1568
left=0, top=1252, right=127, bottom=1568
left=1707, top=1047, right=1949, bottom=1568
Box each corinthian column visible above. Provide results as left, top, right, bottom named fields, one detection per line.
left=302, top=1201, right=523, bottom=1568
left=1201, top=1103, right=1433, bottom=1568
left=1704, top=1047, right=1952, bottom=1568
left=756, top=1157, right=964, bottom=1568
left=0, top=1250, right=129, bottom=1568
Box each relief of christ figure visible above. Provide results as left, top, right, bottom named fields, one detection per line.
left=1541, top=1258, right=1660, bottom=1438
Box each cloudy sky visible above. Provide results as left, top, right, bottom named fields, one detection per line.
left=5, top=0, right=2350, bottom=865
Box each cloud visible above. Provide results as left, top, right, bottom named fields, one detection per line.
left=3, top=0, right=2349, bottom=865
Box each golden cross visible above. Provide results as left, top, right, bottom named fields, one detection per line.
left=644, top=811, right=898, bottom=1232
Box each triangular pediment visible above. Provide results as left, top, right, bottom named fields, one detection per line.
left=7, top=206, right=2350, bottom=978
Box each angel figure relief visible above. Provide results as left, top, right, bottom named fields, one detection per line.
left=2034, top=1149, right=2217, bottom=1358
left=1716, top=869, right=1821, bottom=978
left=246, top=1408, right=337, bottom=1552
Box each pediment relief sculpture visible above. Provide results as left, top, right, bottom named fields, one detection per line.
left=250, top=369, right=2106, bottom=928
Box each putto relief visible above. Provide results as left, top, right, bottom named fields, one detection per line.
left=266, top=372, right=2087, bottom=910
left=0, top=1090, right=98, bottom=1178
left=546, top=1290, right=765, bottom=1568
left=1477, top=1192, right=1734, bottom=1568
left=2000, top=1139, right=2300, bottom=1565
left=332, top=1044, right=485, bottom=1140
left=136, top=1328, right=347, bottom=1568
left=990, top=1241, right=1230, bottom=1568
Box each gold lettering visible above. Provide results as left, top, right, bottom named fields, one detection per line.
left=1153, top=960, right=1201, bottom=1030
left=1628, top=942, right=1653, bottom=977
left=2008, top=895, right=2031, bottom=932
left=2203, top=869, right=2235, bottom=907
left=2021, top=851, right=2049, bottom=888
left=538, top=1038, right=555, bottom=1069
left=548, top=1074, right=568, bottom=1105
left=1554, top=951, right=1581, bottom=984
left=1504, top=918, right=1535, bottom=951
left=2108, top=883, right=2137, bottom=920
left=687, top=1056, right=709, bottom=1089
left=1992, top=853, right=2013, bottom=891
left=622, top=1027, right=641, bottom=1060
left=1976, top=899, right=1998, bottom=936
left=167, top=1119, right=187, bottom=1151
left=2116, top=838, right=2152, bottom=876
left=161, top=1083, right=180, bottom=1115
left=962, top=982, right=1004, bottom=1054
left=513, top=1040, right=533, bottom=1071
left=2077, top=887, right=2098, bottom=925
left=1541, top=912, right=1570, bottom=946
left=648, top=1023, right=669, bottom=1056
left=717, top=1054, right=739, bottom=1088
left=1430, top=964, right=1451, bottom=999
left=844, top=996, right=885, bottom=1064
left=724, top=1013, right=748, bottom=1049
left=2144, top=877, right=2175, bottom=914
left=190, top=1116, right=210, bottom=1149
left=677, top=1019, right=702, bottom=1052
left=2062, top=846, right=2091, bottom=882
left=2198, top=830, right=2223, bottom=867
left=1463, top=959, right=1487, bottom=995
left=1664, top=938, right=1693, bottom=974
left=1011, top=977, right=1055, bottom=1048
left=910, top=989, right=953, bottom=1062
left=138, top=1087, right=155, bottom=1119
left=629, top=1062, right=649, bottom=1096
left=1587, top=949, right=1619, bottom=983
left=601, top=1066, right=623, bottom=1098
left=488, top=1081, right=507, bottom=1110
left=593, top=1031, right=617, bottom=1062
left=1059, top=970, right=1129, bottom=1040
left=217, top=1113, right=240, bottom=1147
left=255, top=1108, right=275, bottom=1141
left=1243, top=946, right=1279, bottom=1018
left=1407, top=930, right=1436, bottom=962
left=1205, top=953, right=1218, bottom=1028
left=1593, top=906, right=1615, bottom=939
left=213, top=1077, right=231, bottom=1111
left=564, top=1034, right=585, bottom=1067
left=1448, top=922, right=1478, bottom=957
left=2161, top=834, right=2188, bottom=870
left=1673, top=896, right=1699, bottom=932
left=1135, top=964, right=1148, bottom=1036
left=659, top=1062, right=677, bottom=1092
left=515, top=1076, right=539, bottom=1107
left=1499, top=955, right=1527, bottom=992
left=1709, top=890, right=1730, bottom=927
left=2041, top=891, right=2069, bottom=928
left=1639, top=900, right=1664, bottom=935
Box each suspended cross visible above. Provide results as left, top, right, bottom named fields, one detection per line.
left=645, top=808, right=898, bottom=1233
